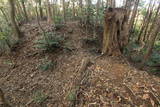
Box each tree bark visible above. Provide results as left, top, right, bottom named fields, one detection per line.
left=146, top=3, right=160, bottom=41
left=129, top=0, right=139, bottom=32
left=141, top=16, right=160, bottom=66
left=62, top=0, right=66, bottom=23
left=38, top=0, right=43, bottom=19
left=0, top=8, right=8, bottom=22
left=102, top=8, right=129, bottom=56
left=137, top=0, right=152, bottom=43
left=46, top=0, right=53, bottom=24
left=72, top=0, right=75, bottom=20
left=9, top=0, right=21, bottom=39
left=21, top=0, right=29, bottom=22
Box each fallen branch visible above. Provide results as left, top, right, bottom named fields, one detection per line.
left=70, top=57, right=90, bottom=107
left=145, top=87, right=160, bottom=106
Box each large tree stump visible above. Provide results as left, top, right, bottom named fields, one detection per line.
left=102, top=8, right=129, bottom=56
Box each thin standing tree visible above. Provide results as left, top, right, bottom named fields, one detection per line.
left=8, top=0, right=21, bottom=39
left=20, top=0, right=29, bottom=22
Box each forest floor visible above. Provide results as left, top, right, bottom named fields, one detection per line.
left=0, top=21, right=160, bottom=107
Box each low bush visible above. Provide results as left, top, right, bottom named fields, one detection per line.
left=38, top=58, right=56, bottom=71
left=33, top=91, right=48, bottom=104
left=35, top=32, right=64, bottom=52
left=0, top=18, right=13, bottom=54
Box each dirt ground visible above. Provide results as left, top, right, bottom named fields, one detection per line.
left=0, top=21, right=160, bottom=107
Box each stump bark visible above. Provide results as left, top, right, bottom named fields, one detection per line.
left=102, top=8, right=129, bottom=56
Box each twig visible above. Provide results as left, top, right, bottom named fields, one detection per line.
left=122, top=83, right=137, bottom=104
left=25, top=99, right=34, bottom=106
left=145, top=87, right=160, bottom=105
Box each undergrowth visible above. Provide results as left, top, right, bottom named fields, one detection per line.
left=38, top=57, right=56, bottom=71
left=0, top=17, right=19, bottom=54
left=33, top=91, right=48, bottom=104
left=124, top=41, right=160, bottom=71
left=35, top=32, right=64, bottom=52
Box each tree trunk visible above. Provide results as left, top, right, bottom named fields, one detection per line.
left=129, top=0, right=139, bottom=32
left=102, top=8, right=129, bottom=56
left=146, top=3, right=160, bottom=41
left=62, top=0, right=66, bottom=23
left=8, top=0, right=21, bottom=39
left=141, top=16, right=160, bottom=66
left=96, top=0, right=101, bottom=24
left=79, top=0, right=83, bottom=22
left=137, top=0, right=152, bottom=43
left=15, top=0, right=24, bottom=20
left=46, top=0, right=53, bottom=24
left=38, top=0, right=43, bottom=19
left=72, top=0, right=75, bottom=20
left=21, top=0, right=29, bottom=22
left=0, top=8, right=8, bottom=22
left=86, top=0, right=92, bottom=24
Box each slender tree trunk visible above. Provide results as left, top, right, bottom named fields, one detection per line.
left=129, top=0, right=139, bottom=32
left=133, top=11, right=139, bottom=30
left=15, top=0, right=24, bottom=20
left=112, top=0, right=116, bottom=7
left=0, top=8, right=8, bottom=22
left=9, top=0, right=21, bottom=39
left=146, top=3, right=160, bottom=41
left=137, top=0, right=152, bottom=43
left=142, top=1, right=155, bottom=42
left=96, top=0, right=101, bottom=24
left=21, top=0, right=29, bottom=22
left=38, top=0, right=43, bottom=19
left=141, top=16, right=160, bottom=66
left=86, top=0, right=92, bottom=24
left=72, top=0, right=75, bottom=20
left=46, top=0, right=53, bottom=24
left=62, top=0, right=66, bottom=23
left=79, top=0, right=83, bottom=22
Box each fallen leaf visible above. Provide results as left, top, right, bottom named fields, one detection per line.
left=150, top=99, right=155, bottom=106
left=142, top=94, right=150, bottom=100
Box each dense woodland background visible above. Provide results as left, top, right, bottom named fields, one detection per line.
left=0, top=0, right=160, bottom=106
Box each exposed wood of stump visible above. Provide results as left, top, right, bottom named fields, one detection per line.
left=102, top=8, right=129, bottom=56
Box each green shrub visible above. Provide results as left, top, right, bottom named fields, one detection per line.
left=33, top=91, right=48, bottom=104
left=67, top=90, right=76, bottom=101
left=146, top=51, right=160, bottom=66
left=38, top=58, right=56, bottom=71
left=35, top=32, right=64, bottom=52
left=0, top=18, right=13, bottom=53
left=149, top=69, right=160, bottom=72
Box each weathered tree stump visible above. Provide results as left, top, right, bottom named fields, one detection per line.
left=102, top=8, right=129, bottom=56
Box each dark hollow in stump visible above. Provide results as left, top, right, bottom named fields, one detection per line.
left=102, top=8, right=129, bottom=56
